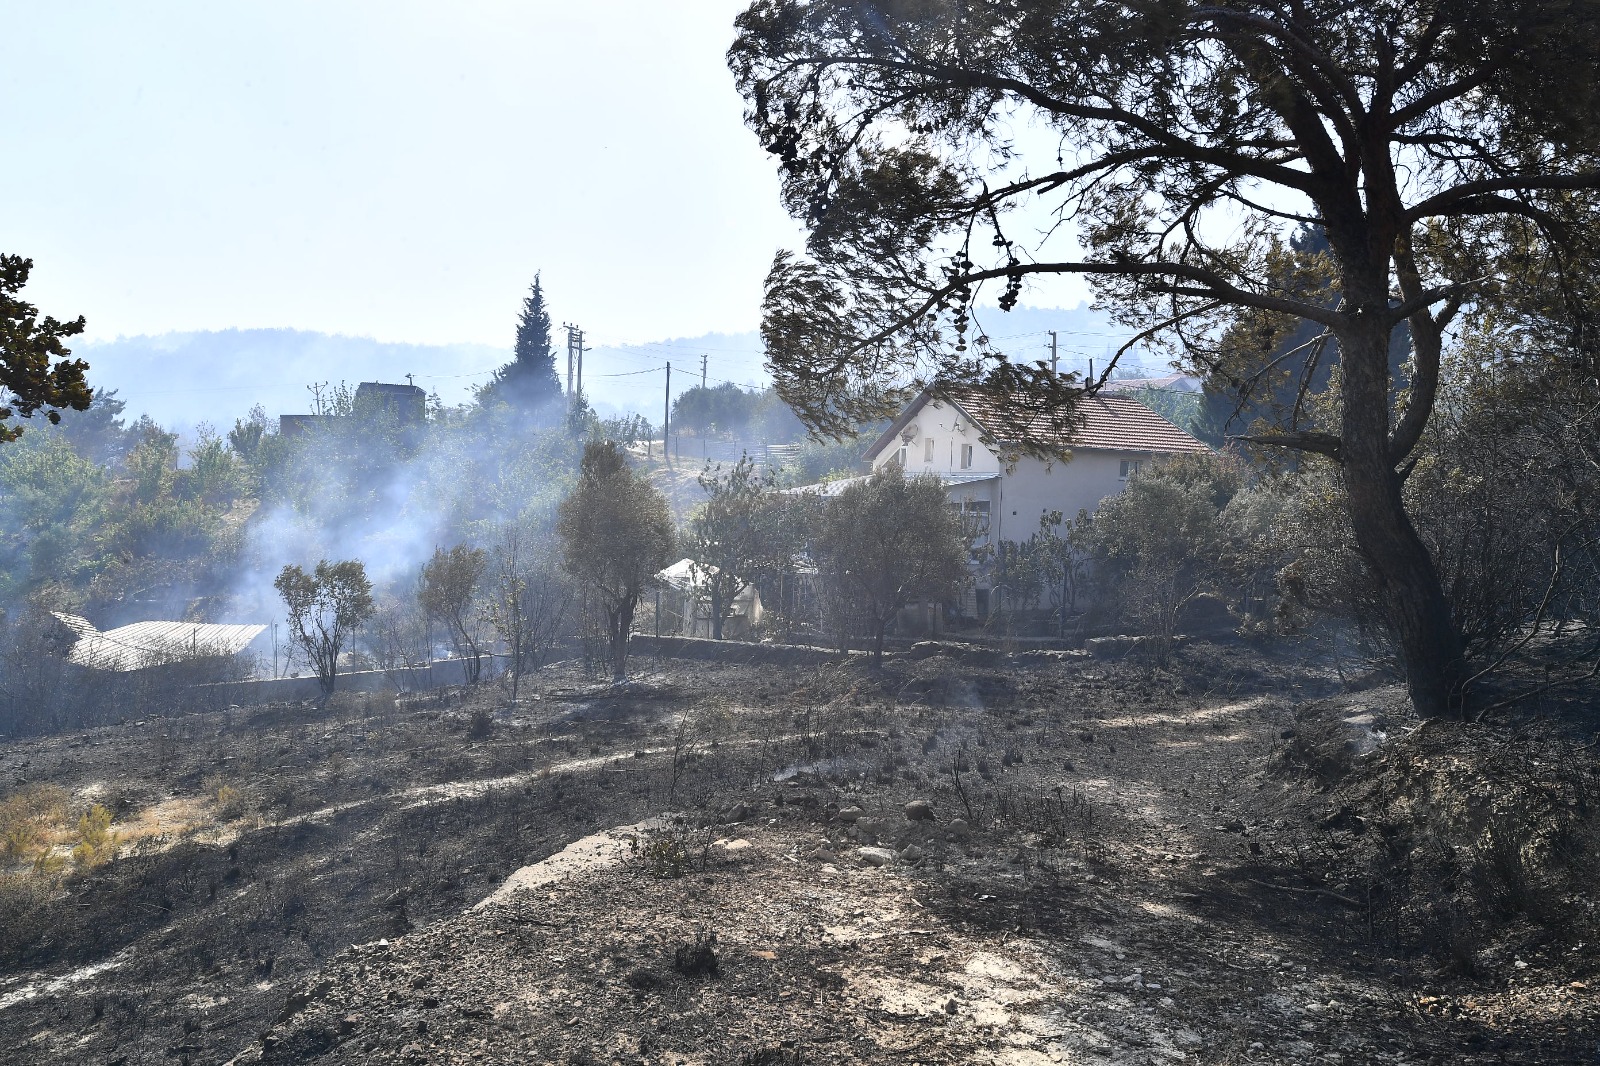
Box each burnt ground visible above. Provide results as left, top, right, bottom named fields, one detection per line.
left=0, top=642, right=1596, bottom=1064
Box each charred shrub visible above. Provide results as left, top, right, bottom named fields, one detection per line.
left=0, top=873, right=52, bottom=956
left=672, top=931, right=719, bottom=977
left=1276, top=710, right=1354, bottom=786
left=1469, top=822, right=1544, bottom=920
left=741, top=1047, right=805, bottom=1065
left=624, top=966, right=661, bottom=991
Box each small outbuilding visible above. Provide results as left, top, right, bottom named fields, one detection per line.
left=654, top=559, right=764, bottom=640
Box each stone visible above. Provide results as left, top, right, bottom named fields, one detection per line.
left=837, top=806, right=865, bottom=823
left=946, top=819, right=971, bottom=840
left=808, top=848, right=838, bottom=864
left=854, top=817, right=888, bottom=844
left=898, top=844, right=925, bottom=863
left=858, top=846, right=896, bottom=867
left=904, top=799, right=935, bottom=822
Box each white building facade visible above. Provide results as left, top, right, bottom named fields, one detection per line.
left=858, top=387, right=1211, bottom=616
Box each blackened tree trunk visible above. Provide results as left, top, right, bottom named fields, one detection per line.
left=1339, top=320, right=1465, bottom=718
left=710, top=586, right=726, bottom=641
left=609, top=597, right=637, bottom=683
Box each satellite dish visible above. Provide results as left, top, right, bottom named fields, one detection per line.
left=901, top=421, right=922, bottom=443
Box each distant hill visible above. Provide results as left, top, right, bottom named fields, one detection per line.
left=73, top=304, right=1147, bottom=433
left=74, top=329, right=508, bottom=433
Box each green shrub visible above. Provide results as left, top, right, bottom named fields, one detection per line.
left=71, top=803, right=118, bottom=870
left=630, top=825, right=710, bottom=879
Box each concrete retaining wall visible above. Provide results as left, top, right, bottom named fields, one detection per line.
left=203, top=655, right=508, bottom=704
left=630, top=635, right=857, bottom=666
left=205, top=629, right=1093, bottom=706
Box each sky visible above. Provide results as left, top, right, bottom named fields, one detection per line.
left=1, top=1, right=820, bottom=350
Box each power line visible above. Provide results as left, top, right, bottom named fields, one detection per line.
left=587, top=365, right=667, bottom=379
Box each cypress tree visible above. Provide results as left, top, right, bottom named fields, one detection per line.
left=484, top=274, right=562, bottom=413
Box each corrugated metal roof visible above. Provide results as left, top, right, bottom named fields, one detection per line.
left=778, top=475, right=869, bottom=498
left=53, top=613, right=267, bottom=672
left=779, top=470, right=998, bottom=498
left=658, top=558, right=715, bottom=591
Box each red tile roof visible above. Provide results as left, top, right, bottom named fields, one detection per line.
left=943, top=387, right=1210, bottom=455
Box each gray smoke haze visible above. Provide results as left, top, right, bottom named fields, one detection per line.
left=223, top=404, right=580, bottom=651
left=80, top=304, right=1132, bottom=643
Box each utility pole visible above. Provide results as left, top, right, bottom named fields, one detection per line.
left=700, top=352, right=708, bottom=389
left=1049, top=331, right=1058, bottom=376
left=563, top=324, right=586, bottom=400
left=664, top=362, right=672, bottom=467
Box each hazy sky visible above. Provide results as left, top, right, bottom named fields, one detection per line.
left=2, top=2, right=816, bottom=349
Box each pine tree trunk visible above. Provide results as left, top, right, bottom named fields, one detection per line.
left=1340, top=324, right=1466, bottom=718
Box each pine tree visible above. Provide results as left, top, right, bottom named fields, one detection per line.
left=483, top=274, right=562, bottom=413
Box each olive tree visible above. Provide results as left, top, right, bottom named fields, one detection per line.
left=557, top=441, right=675, bottom=682
left=1033, top=509, right=1094, bottom=636
left=274, top=559, right=376, bottom=697
left=686, top=456, right=770, bottom=640
left=1089, top=456, right=1244, bottom=660
left=485, top=521, right=574, bottom=702
left=811, top=464, right=969, bottom=664
left=731, top=0, right=1600, bottom=718
left=420, top=544, right=489, bottom=684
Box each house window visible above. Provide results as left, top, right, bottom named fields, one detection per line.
left=894, top=445, right=907, bottom=468
left=949, top=498, right=990, bottom=536
left=960, top=444, right=974, bottom=469
left=1119, top=459, right=1144, bottom=479
left=924, top=438, right=935, bottom=463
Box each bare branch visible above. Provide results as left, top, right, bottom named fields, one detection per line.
left=1231, top=429, right=1343, bottom=459
left=1406, top=173, right=1600, bottom=224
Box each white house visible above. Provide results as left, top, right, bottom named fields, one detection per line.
left=856, top=386, right=1210, bottom=615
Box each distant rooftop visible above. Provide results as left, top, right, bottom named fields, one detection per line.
left=944, top=388, right=1209, bottom=454
left=1101, top=373, right=1204, bottom=394
left=864, top=387, right=1210, bottom=464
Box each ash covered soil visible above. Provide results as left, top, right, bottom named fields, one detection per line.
left=0, top=644, right=1596, bottom=1064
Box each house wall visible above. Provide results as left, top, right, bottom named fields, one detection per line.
left=868, top=398, right=1159, bottom=557
left=867, top=398, right=1171, bottom=612
left=870, top=398, right=1005, bottom=478
left=989, top=451, right=1157, bottom=545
